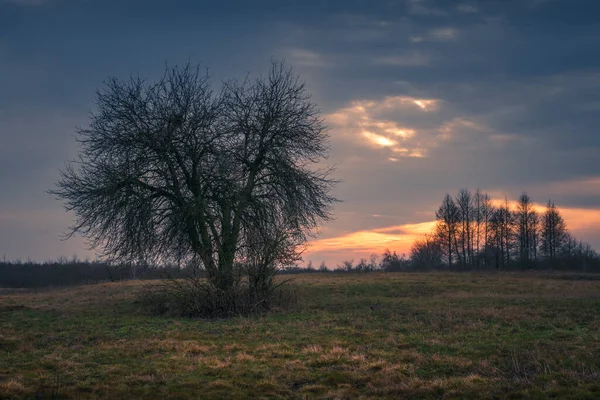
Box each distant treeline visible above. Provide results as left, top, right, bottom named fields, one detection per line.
left=0, top=257, right=195, bottom=288
left=282, top=251, right=411, bottom=274
left=293, top=189, right=600, bottom=274
left=409, top=189, right=600, bottom=271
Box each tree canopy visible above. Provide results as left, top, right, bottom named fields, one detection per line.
left=51, top=62, right=337, bottom=294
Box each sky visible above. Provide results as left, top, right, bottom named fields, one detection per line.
left=1, top=0, right=600, bottom=266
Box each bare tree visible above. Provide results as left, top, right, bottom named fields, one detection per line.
left=541, top=200, right=567, bottom=262
left=489, top=208, right=504, bottom=270
left=436, top=194, right=460, bottom=268
left=410, top=233, right=442, bottom=269
left=530, top=209, right=540, bottom=264
left=516, top=193, right=537, bottom=267
left=318, top=260, right=328, bottom=272
left=381, top=249, right=409, bottom=271
left=480, top=192, right=494, bottom=269
left=50, top=62, right=337, bottom=312
left=474, top=189, right=485, bottom=270
left=456, top=189, right=474, bottom=269
left=489, top=197, right=514, bottom=270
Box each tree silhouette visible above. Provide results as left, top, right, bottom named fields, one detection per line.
left=541, top=200, right=567, bottom=261
left=435, top=194, right=460, bottom=267
left=456, top=189, right=474, bottom=269
left=516, top=193, right=538, bottom=267
left=50, top=62, right=336, bottom=309
left=414, top=190, right=599, bottom=271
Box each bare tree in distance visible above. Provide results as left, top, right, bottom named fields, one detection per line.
left=436, top=194, right=460, bottom=268
left=456, top=189, right=474, bottom=269
left=50, top=61, right=337, bottom=315
left=541, top=200, right=568, bottom=262
left=489, top=197, right=515, bottom=269
left=318, top=260, right=328, bottom=272
left=516, top=193, right=538, bottom=268
left=480, top=192, right=494, bottom=269
left=410, top=233, right=442, bottom=269
left=412, top=189, right=599, bottom=271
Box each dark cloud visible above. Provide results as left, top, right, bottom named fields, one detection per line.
left=1, top=0, right=600, bottom=261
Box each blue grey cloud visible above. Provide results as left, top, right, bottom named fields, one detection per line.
left=1, top=0, right=600, bottom=261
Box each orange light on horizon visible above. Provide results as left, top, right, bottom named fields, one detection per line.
left=304, top=220, right=438, bottom=265
left=303, top=205, right=600, bottom=266
left=488, top=199, right=600, bottom=232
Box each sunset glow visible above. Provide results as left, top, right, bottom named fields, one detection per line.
left=304, top=203, right=600, bottom=266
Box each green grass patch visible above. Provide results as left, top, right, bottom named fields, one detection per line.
left=1, top=273, right=600, bottom=398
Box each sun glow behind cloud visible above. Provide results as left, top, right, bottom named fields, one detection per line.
left=412, top=99, right=437, bottom=110
left=326, top=92, right=507, bottom=164
left=326, top=95, right=439, bottom=159
left=363, top=131, right=396, bottom=147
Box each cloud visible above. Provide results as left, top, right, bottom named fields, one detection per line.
left=437, top=117, right=491, bottom=142
left=406, top=0, right=449, bottom=16
left=325, top=94, right=503, bottom=161
left=325, top=95, right=441, bottom=158
left=428, top=27, right=459, bottom=41
left=411, top=27, right=459, bottom=43
left=457, top=4, right=478, bottom=13
left=373, top=52, right=431, bottom=66
left=3, top=0, right=600, bottom=266
left=538, top=177, right=600, bottom=200
left=305, top=220, right=437, bottom=264
left=2, top=0, right=46, bottom=5
left=285, top=48, right=330, bottom=67
left=523, top=0, right=553, bottom=8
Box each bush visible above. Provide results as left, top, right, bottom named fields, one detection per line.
left=137, top=277, right=298, bottom=318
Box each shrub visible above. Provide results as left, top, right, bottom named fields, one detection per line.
left=137, top=277, right=298, bottom=318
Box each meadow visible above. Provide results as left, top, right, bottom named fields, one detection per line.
left=1, top=272, right=599, bottom=399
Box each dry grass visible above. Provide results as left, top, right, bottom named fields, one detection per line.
left=1, top=272, right=600, bottom=398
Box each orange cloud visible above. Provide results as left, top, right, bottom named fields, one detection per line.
left=560, top=207, right=600, bottom=233
left=373, top=221, right=437, bottom=235
left=304, top=220, right=437, bottom=265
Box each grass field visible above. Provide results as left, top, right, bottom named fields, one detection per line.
left=1, top=272, right=600, bottom=399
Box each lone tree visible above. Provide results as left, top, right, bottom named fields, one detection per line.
left=50, top=62, right=336, bottom=313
